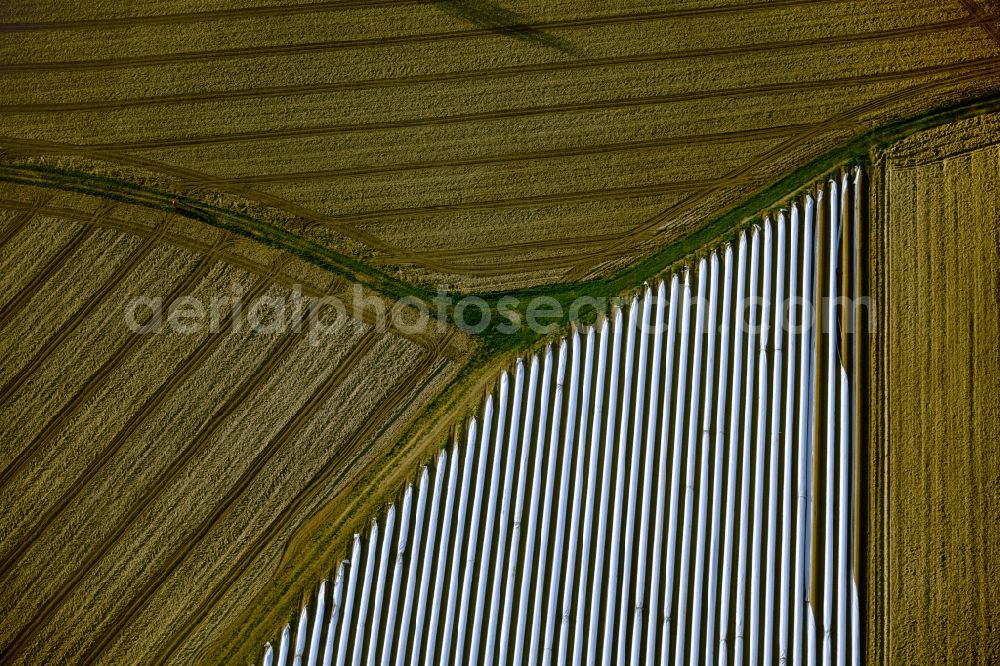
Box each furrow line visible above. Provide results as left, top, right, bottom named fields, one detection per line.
left=368, top=233, right=616, bottom=266
left=561, top=56, right=1000, bottom=283
left=0, top=274, right=276, bottom=661
left=956, top=0, right=1000, bottom=47
left=0, top=152, right=402, bottom=260
left=0, top=0, right=841, bottom=34
left=320, top=176, right=757, bottom=227
left=0, top=196, right=340, bottom=296
left=0, top=221, right=97, bottom=331
left=0, top=195, right=51, bottom=250
left=1, top=0, right=838, bottom=70
left=0, top=0, right=409, bottom=32
left=0, top=217, right=165, bottom=411
left=0, top=195, right=441, bottom=350
left=3, top=61, right=993, bottom=285
left=0, top=246, right=223, bottom=576
left=225, top=125, right=810, bottom=185
left=0, top=197, right=360, bottom=309
left=2, top=14, right=977, bottom=113
left=153, top=333, right=450, bottom=665
left=0, top=231, right=215, bottom=490
left=84, top=59, right=988, bottom=151
left=77, top=329, right=381, bottom=665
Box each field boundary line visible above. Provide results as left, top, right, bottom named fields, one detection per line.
left=0, top=197, right=347, bottom=297
left=0, top=145, right=403, bottom=260
left=0, top=193, right=448, bottom=349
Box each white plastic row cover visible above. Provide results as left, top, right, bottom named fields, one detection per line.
left=260, top=169, right=865, bottom=666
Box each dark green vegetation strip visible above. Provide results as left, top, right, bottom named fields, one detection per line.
left=3, top=94, right=1000, bottom=364
left=0, top=164, right=431, bottom=305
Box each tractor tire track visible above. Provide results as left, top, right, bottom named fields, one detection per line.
left=0, top=222, right=96, bottom=332
left=392, top=246, right=631, bottom=279
left=560, top=56, right=1000, bottom=283
left=0, top=195, right=51, bottom=250
left=0, top=209, right=31, bottom=251
left=2, top=15, right=981, bottom=114
left=0, top=196, right=329, bottom=294
left=370, top=232, right=618, bottom=265
left=0, top=218, right=165, bottom=411
left=0, top=249, right=224, bottom=569
left=167, top=358, right=455, bottom=666
left=3, top=61, right=995, bottom=286
left=84, top=58, right=994, bottom=152
left=0, top=0, right=836, bottom=71
left=321, top=175, right=759, bottom=227
left=149, top=331, right=453, bottom=665
left=418, top=256, right=591, bottom=278
left=956, top=0, right=1000, bottom=46
left=0, top=195, right=445, bottom=349
left=76, top=328, right=383, bottom=665
left=1, top=0, right=834, bottom=34
left=0, top=197, right=337, bottom=299
left=7, top=307, right=324, bottom=645
left=0, top=0, right=408, bottom=33
left=224, top=124, right=810, bottom=184
left=1, top=194, right=576, bottom=281
left=3, top=58, right=984, bottom=279
left=0, top=275, right=276, bottom=660
left=0, top=142, right=402, bottom=260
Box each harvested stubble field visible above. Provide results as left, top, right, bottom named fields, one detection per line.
left=869, top=114, right=1000, bottom=664
left=2, top=0, right=1000, bottom=291
left=0, top=182, right=469, bottom=664
left=1, top=1, right=1000, bottom=664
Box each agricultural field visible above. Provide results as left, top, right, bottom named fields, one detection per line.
left=870, top=114, right=1000, bottom=664
left=0, top=2, right=999, bottom=665
left=0, top=181, right=469, bottom=664
left=243, top=172, right=868, bottom=666
left=1, top=0, right=999, bottom=291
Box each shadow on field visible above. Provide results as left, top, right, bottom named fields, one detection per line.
left=429, top=0, right=578, bottom=55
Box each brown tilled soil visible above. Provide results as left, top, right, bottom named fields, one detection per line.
left=872, top=117, right=1000, bottom=664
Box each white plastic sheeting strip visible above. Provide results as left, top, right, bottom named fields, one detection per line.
left=258, top=170, right=865, bottom=665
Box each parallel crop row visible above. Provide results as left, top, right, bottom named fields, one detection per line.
left=258, top=169, right=865, bottom=666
